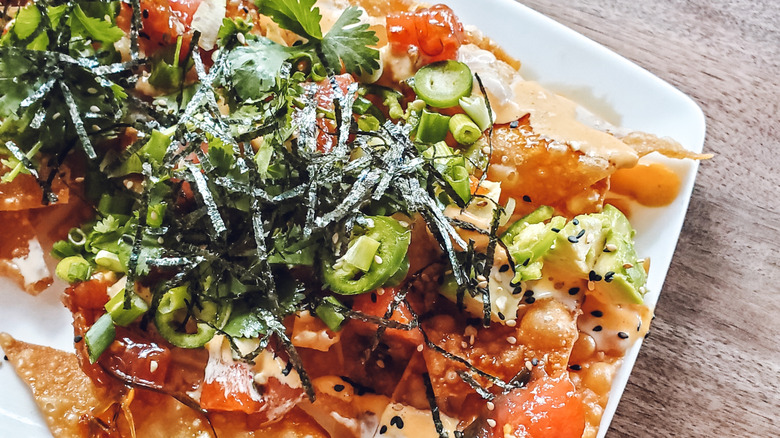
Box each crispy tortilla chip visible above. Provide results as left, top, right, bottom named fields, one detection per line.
left=622, top=131, right=713, bottom=160
left=0, top=333, right=328, bottom=437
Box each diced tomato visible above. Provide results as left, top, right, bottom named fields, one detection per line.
left=201, top=361, right=265, bottom=414
left=312, top=74, right=356, bottom=153
left=386, top=4, right=465, bottom=64
left=99, top=327, right=172, bottom=388
left=348, top=287, right=423, bottom=346
left=490, top=373, right=585, bottom=438
left=118, top=0, right=201, bottom=57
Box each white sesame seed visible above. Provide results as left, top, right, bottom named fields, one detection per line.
left=481, top=146, right=490, bottom=154
left=124, top=180, right=134, bottom=189
left=332, top=234, right=339, bottom=244
left=92, top=125, right=101, bottom=131
left=150, top=211, right=159, bottom=221
left=52, top=112, right=61, bottom=120
left=623, top=262, right=634, bottom=269
left=417, top=344, right=424, bottom=352
left=236, top=32, right=247, bottom=45
left=486, top=401, right=495, bottom=411
left=461, top=341, right=468, bottom=349
left=374, top=255, right=383, bottom=264
left=606, top=243, right=618, bottom=252
left=506, top=336, right=517, bottom=345
left=87, top=87, right=98, bottom=94
left=149, top=360, right=158, bottom=372
left=476, top=275, right=487, bottom=282
left=476, top=200, right=488, bottom=207
left=90, top=105, right=101, bottom=113
left=376, top=360, right=385, bottom=369
left=486, top=418, right=497, bottom=428
left=398, top=221, right=409, bottom=228
left=525, top=360, right=533, bottom=370
left=506, top=319, right=517, bottom=327
left=158, top=237, right=164, bottom=244
left=74, top=176, right=85, bottom=183
left=477, top=280, right=488, bottom=289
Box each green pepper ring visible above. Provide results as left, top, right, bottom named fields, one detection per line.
left=321, top=216, right=411, bottom=295
left=154, top=288, right=216, bottom=349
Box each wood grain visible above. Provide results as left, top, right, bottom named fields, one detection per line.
left=518, top=0, right=780, bottom=436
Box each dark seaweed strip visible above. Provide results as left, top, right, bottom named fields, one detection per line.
left=506, top=367, right=531, bottom=390
left=187, top=164, right=227, bottom=237
left=314, top=166, right=380, bottom=228
left=4, top=141, right=58, bottom=204
left=418, top=328, right=514, bottom=391
left=332, top=306, right=416, bottom=331
left=422, top=372, right=450, bottom=438
left=91, top=59, right=145, bottom=76
left=60, top=81, right=97, bottom=160
left=271, top=184, right=306, bottom=202
left=471, top=74, right=493, bottom=199
left=260, top=310, right=315, bottom=401
left=97, top=362, right=217, bottom=438
left=19, top=78, right=55, bottom=110
left=145, top=257, right=203, bottom=268
left=457, top=370, right=495, bottom=401
left=480, top=206, right=504, bottom=327
left=128, top=0, right=142, bottom=61
left=213, top=176, right=272, bottom=202
left=124, top=173, right=150, bottom=309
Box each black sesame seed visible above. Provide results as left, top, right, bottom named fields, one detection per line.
left=588, top=271, right=602, bottom=282
left=242, top=6, right=249, bottom=13
left=371, top=292, right=377, bottom=303
left=499, top=264, right=510, bottom=273
left=590, top=310, right=603, bottom=317
left=637, top=321, right=642, bottom=332
left=522, top=195, right=532, bottom=203
left=525, top=297, right=536, bottom=304
left=142, top=9, right=149, bottom=18
left=531, top=358, right=539, bottom=366
left=509, top=120, right=519, bottom=128
left=572, top=218, right=580, bottom=226
left=293, top=40, right=304, bottom=46
left=593, top=325, right=603, bottom=332
left=603, top=247, right=612, bottom=253
left=567, top=235, right=579, bottom=244
left=522, top=258, right=530, bottom=267
left=512, top=287, right=524, bottom=295
left=524, top=290, right=534, bottom=297
left=74, top=335, right=83, bottom=343
left=497, top=312, right=505, bottom=320
left=281, top=361, right=293, bottom=376
left=379, top=425, right=388, bottom=434
left=576, top=229, right=586, bottom=239
left=139, top=31, right=151, bottom=40
left=604, top=271, right=615, bottom=282
left=390, top=415, right=404, bottom=429
left=569, top=364, right=582, bottom=371
left=551, top=227, right=560, bottom=233
left=3, top=355, right=7, bottom=361
left=568, top=287, right=580, bottom=295
left=334, top=384, right=345, bottom=392
left=618, top=332, right=629, bottom=339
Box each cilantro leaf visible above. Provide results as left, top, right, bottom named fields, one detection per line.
left=258, top=0, right=323, bottom=41
left=225, top=37, right=290, bottom=100
left=70, top=5, right=124, bottom=44
left=321, top=6, right=379, bottom=76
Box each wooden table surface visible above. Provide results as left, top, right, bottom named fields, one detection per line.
left=518, top=1, right=780, bottom=436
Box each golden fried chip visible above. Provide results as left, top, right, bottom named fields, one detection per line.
left=0, top=333, right=104, bottom=437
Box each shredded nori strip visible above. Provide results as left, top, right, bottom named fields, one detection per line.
left=457, top=370, right=495, bottom=401
left=422, top=372, right=450, bottom=438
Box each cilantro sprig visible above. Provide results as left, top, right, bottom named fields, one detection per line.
left=257, top=0, right=380, bottom=76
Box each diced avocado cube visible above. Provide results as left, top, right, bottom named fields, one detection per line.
left=439, top=263, right=522, bottom=324
left=505, top=216, right=566, bottom=282
left=544, top=213, right=609, bottom=276
left=590, top=205, right=647, bottom=305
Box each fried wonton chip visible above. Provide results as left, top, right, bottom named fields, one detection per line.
left=622, top=131, right=713, bottom=160
left=0, top=334, right=328, bottom=437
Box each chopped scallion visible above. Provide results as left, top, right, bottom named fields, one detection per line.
left=85, top=313, right=116, bottom=364
left=449, top=114, right=482, bottom=145
left=55, top=256, right=92, bottom=284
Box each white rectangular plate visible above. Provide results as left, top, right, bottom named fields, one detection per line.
left=0, top=0, right=705, bottom=436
